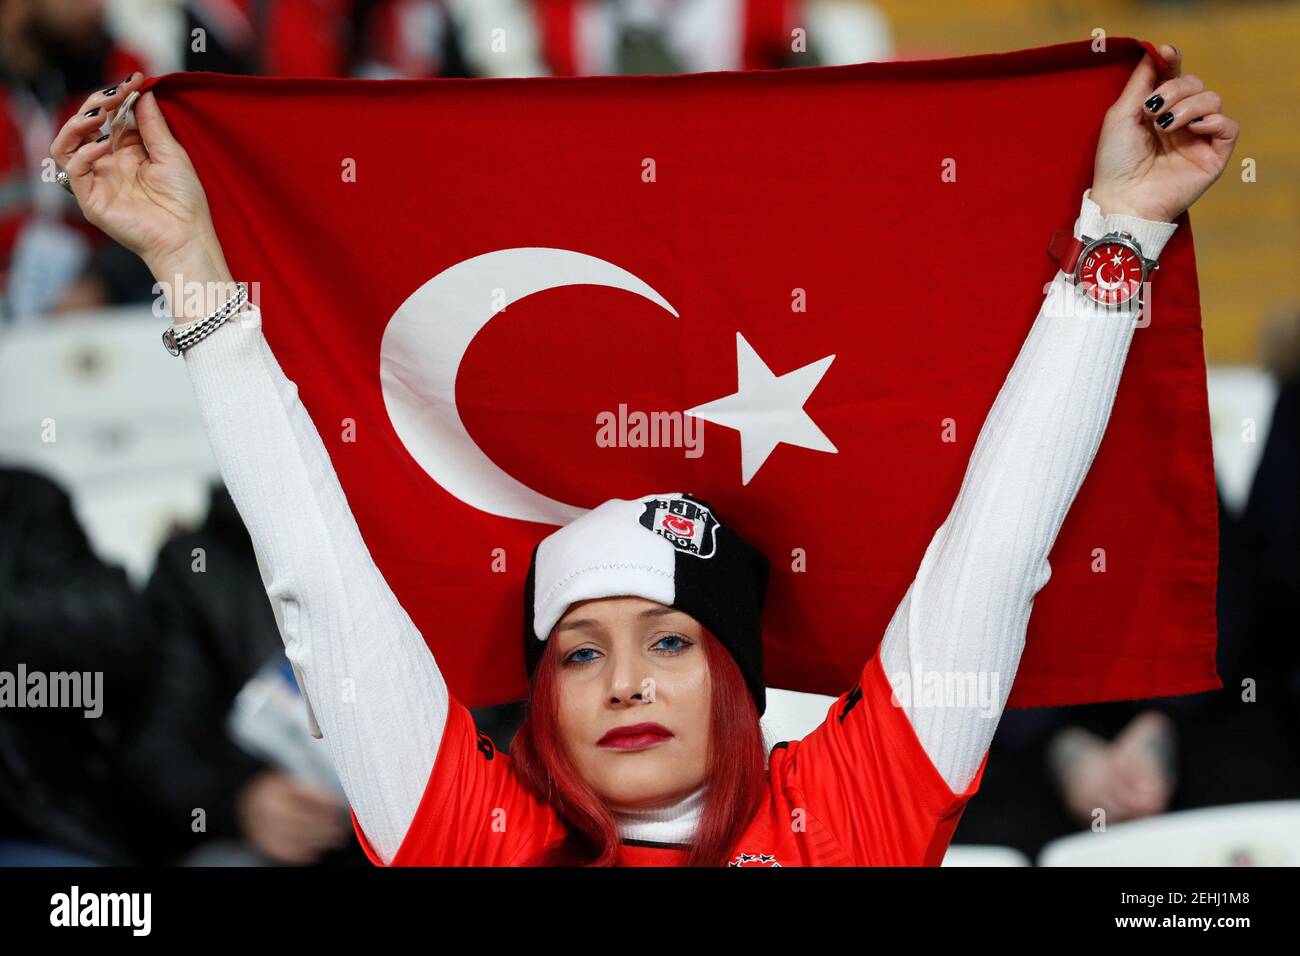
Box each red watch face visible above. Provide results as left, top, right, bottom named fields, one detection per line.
left=1078, top=242, right=1144, bottom=306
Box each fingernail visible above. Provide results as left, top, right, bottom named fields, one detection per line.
left=84, top=107, right=100, bottom=117
left=1156, top=111, right=1175, bottom=129
left=100, top=85, right=117, bottom=96
left=1145, top=94, right=1164, bottom=113
left=1190, top=116, right=1204, bottom=124
left=1171, top=45, right=1180, bottom=58
left=96, top=133, right=110, bottom=143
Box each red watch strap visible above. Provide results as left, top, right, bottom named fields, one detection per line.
left=1047, top=227, right=1086, bottom=276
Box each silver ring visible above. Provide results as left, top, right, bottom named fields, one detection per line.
left=55, top=168, right=72, bottom=194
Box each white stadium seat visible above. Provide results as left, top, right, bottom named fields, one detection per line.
left=0, top=307, right=220, bottom=585
left=1039, top=801, right=1300, bottom=866
left=942, top=845, right=1032, bottom=866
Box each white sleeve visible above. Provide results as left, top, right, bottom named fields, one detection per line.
left=879, top=188, right=1179, bottom=793
left=181, top=312, right=447, bottom=865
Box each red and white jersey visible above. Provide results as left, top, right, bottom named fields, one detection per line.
left=350, top=644, right=987, bottom=867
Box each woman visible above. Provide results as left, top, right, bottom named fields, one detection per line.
left=49, top=44, right=1237, bottom=867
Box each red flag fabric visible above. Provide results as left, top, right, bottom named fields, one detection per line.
left=139, top=36, right=1220, bottom=709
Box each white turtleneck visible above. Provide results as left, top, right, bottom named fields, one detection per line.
left=179, top=187, right=1176, bottom=864
left=611, top=785, right=707, bottom=845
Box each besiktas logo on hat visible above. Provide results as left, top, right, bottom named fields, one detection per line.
left=639, top=496, right=719, bottom=558
left=522, top=491, right=771, bottom=715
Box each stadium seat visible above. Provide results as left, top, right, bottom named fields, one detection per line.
left=1038, top=801, right=1300, bottom=866
left=0, top=307, right=219, bottom=584
left=941, top=845, right=1031, bottom=866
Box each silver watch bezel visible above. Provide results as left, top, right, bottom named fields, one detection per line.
left=1072, top=230, right=1158, bottom=308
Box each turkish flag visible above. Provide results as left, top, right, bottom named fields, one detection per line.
left=139, top=36, right=1220, bottom=709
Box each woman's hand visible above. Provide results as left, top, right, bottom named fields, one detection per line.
left=48, top=74, right=226, bottom=282
left=1090, top=43, right=1239, bottom=223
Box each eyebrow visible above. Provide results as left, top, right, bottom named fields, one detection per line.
left=555, top=606, right=682, bottom=633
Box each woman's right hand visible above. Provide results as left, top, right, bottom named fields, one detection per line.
left=49, top=74, right=222, bottom=278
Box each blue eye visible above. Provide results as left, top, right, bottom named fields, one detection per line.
left=654, top=634, right=692, bottom=654
left=564, top=647, right=600, bottom=667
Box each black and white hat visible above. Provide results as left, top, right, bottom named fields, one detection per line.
left=523, top=492, right=770, bottom=715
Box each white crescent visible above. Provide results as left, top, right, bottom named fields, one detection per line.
left=1095, top=261, right=1124, bottom=292
left=379, top=247, right=679, bottom=526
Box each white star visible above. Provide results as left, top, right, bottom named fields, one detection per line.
left=685, top=332, right=837, bottom=485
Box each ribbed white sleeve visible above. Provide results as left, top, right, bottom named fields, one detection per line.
left=879, top=188, right=1178, bottom=793
left=181, top=314, right=447, bottom=865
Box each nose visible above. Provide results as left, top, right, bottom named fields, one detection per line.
left=604, top=648, right=651, bottom=706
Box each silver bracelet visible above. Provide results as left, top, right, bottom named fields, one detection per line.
left=162, top=282, right=250, bottom=356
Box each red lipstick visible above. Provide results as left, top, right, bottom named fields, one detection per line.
left=598, top=722, right=674, bottom=750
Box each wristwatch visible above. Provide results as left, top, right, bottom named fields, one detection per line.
left=1047, top=227, right=1158, bottom=308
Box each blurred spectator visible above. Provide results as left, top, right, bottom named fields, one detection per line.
left=1259, top=306, right=1300, bottom=384
left=1248, top=306, right=1300, bottom=663
left=183, top=0, right=472, bottom=79
left=123, top=481, right=360, bottom=866
left=12, top=1, right=893, bottom=321
left=0, top=464, right=151, bottom=865
left=353, top=0, right=473, bottom=78
left=183, top=0, right=261, bottom=76
left=512, top=0, right=891, bottom=78
left=0, top=0, right=149, bottom=320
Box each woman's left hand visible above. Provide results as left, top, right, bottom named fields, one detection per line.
left=1090, top=43, right=1239, bottom=223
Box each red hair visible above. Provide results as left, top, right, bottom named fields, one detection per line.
left=509, top=628, right=768, bottom=866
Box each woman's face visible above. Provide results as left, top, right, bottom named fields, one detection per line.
left=551, top=596, right=711, bottom=811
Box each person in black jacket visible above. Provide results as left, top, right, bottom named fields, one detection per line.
left=0, top=465, right=149, bottom=865
left=124, top=481, right=357, bottom=865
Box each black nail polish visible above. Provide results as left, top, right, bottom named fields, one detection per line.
left=96, top=133, right=109, bottom=143
left=1156, top=111, right=1175, bottom=129
left=1190, top=116, right=1204, bottom=124
left=100, top=85, right=116, bottom=96
left=84, top=107, right=100, bottom=117
left=1145, top=94, right=1164, bottom=113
